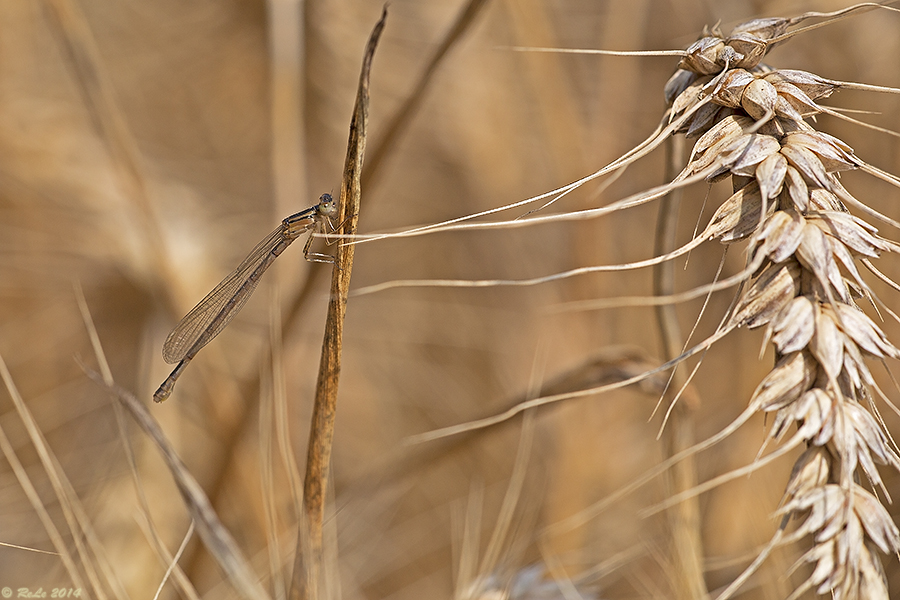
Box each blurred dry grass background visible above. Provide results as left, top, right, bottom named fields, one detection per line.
left=1, top=0, right=900, bottom=598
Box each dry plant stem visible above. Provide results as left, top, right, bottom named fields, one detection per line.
left=291, top=10, right=386, bottom=600
left=179, top=265, right=326, bottom=580
left=654, top=135, right=708, bottom=600
left=42, top=0, right=180, bottom=315
left=341, top=349, right=670, bottom=543
left=409, top=322, right=738, bottom=444
left=362, top=0, right=489, bottom=192
left=151, top=522, right=196, bottom=600
left=0, top=357, right=89, bottom=595
left=82, top=369, right=270, bottom=600
left=343, top=94, right=713, bottom=248
left=1, top=350, right=127, bottom=600
left=135, top=514, right=201, bottom=600
left=347, top=106, right=705, bottom=248
left=476, top=412, right=535, bottom=590
left=74, top=283, right=199, bottom=600
left=543, top=398, right=761, bottom=538
left=0, top=543, right=55, bottom=556
left=79, top=286, right=267, bottom=600
left=505, top=0, right=592, bottom=182
left=186, top=0, right=474, bottom=579
left=267, top=0, right=308, bottom=217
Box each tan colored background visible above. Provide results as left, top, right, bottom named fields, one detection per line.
left=1, top=0, right=899, bottom=598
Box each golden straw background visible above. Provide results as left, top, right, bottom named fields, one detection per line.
left=1, top=0, right=899, bottom=598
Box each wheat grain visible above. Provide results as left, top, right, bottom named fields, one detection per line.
left=666, top=7, right=900, bottom=599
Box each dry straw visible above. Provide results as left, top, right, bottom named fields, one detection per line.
left=353, top=3, right=900, bottom=598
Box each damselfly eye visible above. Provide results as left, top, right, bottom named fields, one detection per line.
left=318, top=193, right=337, bottom=216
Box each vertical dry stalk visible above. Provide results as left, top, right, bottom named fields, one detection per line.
left=654, top=134, right=708, bottom=600
left=177, top=1, right=482, bottom=584
left=291, top=9, right=386, bottom=600
left=362, top=0, right=489, bottom=193
left=41, top=0, right=182, bottom=313
left=663, top=9, right=900, bottom=599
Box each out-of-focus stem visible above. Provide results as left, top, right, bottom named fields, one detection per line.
left=290, top=10, right=386, bottom=600
left=653, top=134, right=708, bottom=600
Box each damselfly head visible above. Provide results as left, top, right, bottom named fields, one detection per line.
left=317, top=193, right=338, bottom=217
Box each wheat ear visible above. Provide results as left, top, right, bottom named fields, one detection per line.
left=665, top=9, right=900, bottom=599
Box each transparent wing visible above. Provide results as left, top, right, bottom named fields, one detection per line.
left=162, top=226, right=290, bottom=363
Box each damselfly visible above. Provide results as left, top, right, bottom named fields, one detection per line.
left=154, top=193, right=338, bottom=402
